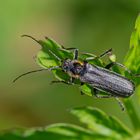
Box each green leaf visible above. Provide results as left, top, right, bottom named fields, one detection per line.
left=0, top=107, right=134, bottom=140
left=37, top=37, right=73, bottom=68
left=70, top=106, right=133, bottom=139
left=123, top=15, right=140, bottom=128
left=45, top=123, right=108, bottom=140
left=79, top=84, right=93, bottom=96
left=36, top=36, right=103, bottom=96
left=34, top=36, right=112, bottom=97
left=0, top=124, right=113, bottom=140
left=36, top=37, right=73, bottom=81
left=124, top=14, right=140, bottom=85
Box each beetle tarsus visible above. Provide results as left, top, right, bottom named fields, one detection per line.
left=83, top=48, right=113, bottom=61
left=99, top=48, right=113, bottom=58
left=115, top=97, right=125, bottom=111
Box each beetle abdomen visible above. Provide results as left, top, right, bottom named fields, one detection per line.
left=80, top=64, right=135, bottom=97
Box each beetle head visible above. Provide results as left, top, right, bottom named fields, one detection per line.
left=62, top=59, right=73, bottom=72
left=62, top=59, right=85, bottom=76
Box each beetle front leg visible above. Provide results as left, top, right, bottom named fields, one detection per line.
left=66, top=48, right=78, bottom=60
left=98, top=48, right=113, bottom=58
left=84, top=48, right=113, bottom=61
left=70, top=77, right=75, bottom=83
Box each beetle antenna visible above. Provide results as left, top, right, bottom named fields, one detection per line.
left=13, top=66, right=60, bottom=83
left=21, top=35, right=62, bottom=62
left=13, top=69, right=46, bottom=83
left=21, top=34, right=39, bottom=43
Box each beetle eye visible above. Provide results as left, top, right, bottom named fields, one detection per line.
left=63, top=64, right=69, bottom=70
left=64, top=65, right=69, bottom=70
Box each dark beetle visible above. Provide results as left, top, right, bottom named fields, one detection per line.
left=62, top=58, right=134, bottom=98
left=59, top=48, right=137, bottom=111
left=13, top=36, right=139, bottom=111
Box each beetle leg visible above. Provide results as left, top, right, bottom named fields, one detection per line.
left=73, top=49, right=79, bottom=60
left=115, top=97, right=125, bottom=111
left=84, top=48, right=112, bottom=61
left=50, top=80, right=73, bottom=85
left=71, top=77, right=75, bottom=83
left=93, top=88, right=114, bottom=98
left=105, top=62, right=131, bottom=72
left=114, top=62, right=140, bottom=77
left=99, top=48, right=113, bottom=58
left=51, top=77, right=75, bottom=85
left=95, top=94, right=114, bottom=98
left=105, top=62, right=140, bottom=77
left=85, top=57, right=96, bottom=61
left=93, top=88, right=125, bottom=111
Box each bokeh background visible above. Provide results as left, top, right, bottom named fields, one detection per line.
left=1, top=0, right=140, bottom=130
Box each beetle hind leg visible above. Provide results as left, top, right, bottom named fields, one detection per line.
left=115, top=97, right=125, bottom=111
left=105, top=62, right=140, bottom=78
left=93, top=88, right=125, bottom=111
left=93, top=88, right=114, bottom=98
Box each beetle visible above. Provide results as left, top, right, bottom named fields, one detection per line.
left=50, top=48, right=137, bottom=111
left=13, top=35, right=140, bottom=111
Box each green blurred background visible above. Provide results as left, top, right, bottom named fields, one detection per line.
left=1, top=0, right=140, bottom=130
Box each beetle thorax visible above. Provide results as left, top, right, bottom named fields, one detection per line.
left=62, top=59, right=85, bottom=77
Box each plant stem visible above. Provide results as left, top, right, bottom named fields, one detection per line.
left=124, top=99, right=140, bottom=131
left=115, top=65, right=140, bottom=131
